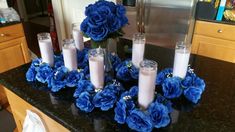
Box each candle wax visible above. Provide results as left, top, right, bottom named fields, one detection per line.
left=38, top=39, right=54, bottom=66
left=89, top=56, right=104, bottom=89
left=72, top=29, right=84, bottom=50
left=132, top=43, right=145, bottom=68
left=173, top=50, right=190, bottom=78
left=138, top=69, right=157, bottom=109
left=63, top=46, right=77, bottom=71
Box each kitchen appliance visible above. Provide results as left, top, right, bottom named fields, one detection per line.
left=119, top=0, right=198, bottom=48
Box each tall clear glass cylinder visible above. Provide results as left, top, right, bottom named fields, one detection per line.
left=88, top=48, right=104, bottom=89
left=37, top=32, right=54, bottom=66
left=173, top=41, right=191, bottom=79
left=138, top=60, right=158, bottom=109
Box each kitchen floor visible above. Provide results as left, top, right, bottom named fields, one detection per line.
left=0, top=108, right=16, bottom=132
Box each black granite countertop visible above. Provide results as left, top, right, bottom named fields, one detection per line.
left=1, top=40, right=235, bottom=132
left=0, top=21, right=21, bottom=28
left=197, top=18, right=235, bottom=26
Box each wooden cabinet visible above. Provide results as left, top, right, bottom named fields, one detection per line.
left=0, top=23, right=30, bottom=107
left=4, top=87, right=69, bottom=132
left=192, top=21, right=235, bottom=63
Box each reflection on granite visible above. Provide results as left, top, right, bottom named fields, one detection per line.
left=1, top=40, right=235, bottom=131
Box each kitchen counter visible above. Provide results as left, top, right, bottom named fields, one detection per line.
left=1, top=40, right=235, bottom=131
left=0, top=21, right=21, bottom=28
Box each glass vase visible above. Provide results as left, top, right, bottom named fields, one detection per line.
left=91, top=38, right=118, bottom=73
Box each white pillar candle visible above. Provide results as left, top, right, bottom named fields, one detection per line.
left=138, top=60, right=158, bottom=109
left=62, top=39, right=77, bottom=71
left=72, top=23, right=84, bottom=50
left=173, top=41, right=191, bottom=79
left=132, top=33, right=146, bottom=68
left=37, top=33, right=54, bottom=66
left=88, top=48, right=104, bottom=89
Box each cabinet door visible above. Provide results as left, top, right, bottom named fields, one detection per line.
left=4, top=88, right=69, bottom=132
left=192, top=34, right=235, bottom=63
left=0, top=37, right=30, bottom=73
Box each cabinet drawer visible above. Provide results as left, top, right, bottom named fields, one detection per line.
left=193, top=34, right=235, bottom=63
left=0, top=37, right=28, bottom=73
left=194, top=21, right=235, bottom=41
left=0, top=24, right=24, bottom=43
left=4, top=88, right=69, bottom=132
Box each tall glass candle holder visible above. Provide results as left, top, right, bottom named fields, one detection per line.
left=88, top=48, right=104, bottom=89
left=62, top=39, right=77, bottom=71
left=138, top=60, right=158, bottom=110
left=72, top=23, right=84, bottom=50
left=37, top=33, right=54, bottom=66
left=132, top=33, right=146, bottom=68
left=173, top=41, right=191, bottom=79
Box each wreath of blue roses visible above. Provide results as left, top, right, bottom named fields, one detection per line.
left=115, top=60, right=139, bottom=81
left=114, top=86, right=172, bottom=131
left=157, top=68, right=206, bottom=104
left=25, top=48, right=121, bottom=93
left=73, top=78, right=124, bottom=112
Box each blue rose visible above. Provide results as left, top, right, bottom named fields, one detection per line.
left=193, top=77, right=206, bottom=92
left=126, top=109, right=153, bottom=132
left=184, top=86, right=203, bottom=103
left=35, top=64, right=53, bottom=83
left=105, top=83, right=123, bottom=94
left=85, top=4, right=95, bottom=17
left=116, top=66, right=132, bottom=81
left=181, top=76, right=193, bottom=88
left=66, top=71, right=84, bottom=87
left=156, top=68, right=173, bottom=85
left=162, top=77, right=183, bottom=99
left=110, top=53, right=121, bottom=70
left=155, top=94, right=172, bottom=113
left=88, top=25, right=109, bottom=41
left=95, top=0, right=116, bottom=12
left=182, top=75, right=206, bottom=92
left=129, top=86, right=138, bottom=97
left=75, top=92, right=94, bottom=112
left=77, top=48, right=89, bottom=68
left=104, top=75, right=114, bottom=84
left=130, top=66, right=139, bottom=79
left=93, top=89, right=117, bottom=111
left=50, top=67, right=68, bottom=92
left=116, top=4, right=126, bottom=17
left=114, top=99, right=127, bottom=124
left=26, top=67, right=37, bottom=82
left=31, top=58, right=42, bottom=68
left=87, top=12, right=107, bottom=28
left=97, top=5, right=112, bottom=16
left=54, top=60, right=64, bottom=70
left=107, top=15, right=121, bottom=33
left=73, top=80, right=94, bottom=98
left=148, top=102, right=170, bottom=128
left=80, top=17, right=90, bottom=35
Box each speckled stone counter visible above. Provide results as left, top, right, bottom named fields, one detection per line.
left=1, top=40, right=235, bottom=131
left=0, top=21, right=21, bottom=28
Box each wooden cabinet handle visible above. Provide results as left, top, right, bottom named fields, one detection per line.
left=217, top=29, right=222, bottom=33
left=0, top=33, right=6, bottom=37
